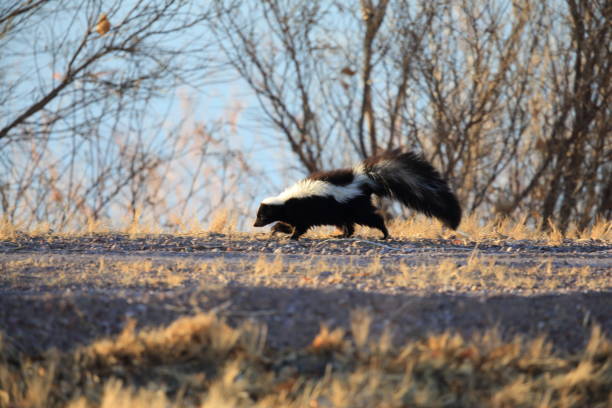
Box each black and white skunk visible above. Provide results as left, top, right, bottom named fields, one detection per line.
left=254, top=150, right=461, bottom=240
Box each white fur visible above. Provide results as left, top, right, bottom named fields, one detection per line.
left=262, top=174, right=371, bottom=205
left=352, top=163, right=366, bottom=175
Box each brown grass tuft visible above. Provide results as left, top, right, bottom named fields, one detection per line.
left=208, top=208, right=238, bottom=234
left=310, top=325, right=345, bottom=353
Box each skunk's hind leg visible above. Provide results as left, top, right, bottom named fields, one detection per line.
left=342, top=223, right=355, bottom=238
left=334, top=223, right=354, bottom=238
left=357, top=212, right=389, bottom=239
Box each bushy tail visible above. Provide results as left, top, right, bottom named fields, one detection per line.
left=358, top=150, right=462, bottom=229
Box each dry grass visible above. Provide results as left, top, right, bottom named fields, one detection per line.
left=394, top=255, right=606, bottom=293
left=0, top=312, right=610, bottom=407
left=0, top=257, right=196, bottom=290
left=0, top=218, right=19, bottom=241
left=388, top=213, right=612, bottom=243
left=1, top=214, right=610, bottom=244
left=1, top=248, right=609, bottom=295
left=1, top=215, right=610, bottom=406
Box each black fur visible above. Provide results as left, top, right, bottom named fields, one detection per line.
left=361, top=151, right=461, bottom=230
left=309, top=169, right=354, bottom=186
left=254, top=150, right=461, bottom=240
left=255, top=195, right=388, bottom=240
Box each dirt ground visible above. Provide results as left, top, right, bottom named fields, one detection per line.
left=1, top=232, right=610, bottom=356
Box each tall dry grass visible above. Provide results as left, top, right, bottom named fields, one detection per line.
left=1, top=212, right=610, bottom=244
left=389, top=214, right=612, bottom=243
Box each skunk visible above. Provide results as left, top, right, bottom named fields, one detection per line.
left=254, top=150, right=461, bottom=240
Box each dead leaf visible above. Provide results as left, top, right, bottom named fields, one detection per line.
left=340, top=66, right=356, bottom=76
left=96, top=13, right=111, bottom=36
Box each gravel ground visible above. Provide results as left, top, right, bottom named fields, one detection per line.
left=1, top=232, right=610, bottom=356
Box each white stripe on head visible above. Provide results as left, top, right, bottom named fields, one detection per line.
left=261, top=196, right=286, bottom=205
left=262, top=176, right=368, bottom=205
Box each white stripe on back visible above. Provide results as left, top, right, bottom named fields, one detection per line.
left=262, top=174, right=370, bottom=205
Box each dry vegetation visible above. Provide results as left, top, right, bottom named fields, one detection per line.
left=2, top=0, right=611, bottom=406
left=2, top=0, right=610, bottom=233
left=1, top=312, right=610, bottom=407
left=1, top=216, right=611, bottom=407
left=0, top=245, right=610, bottom=295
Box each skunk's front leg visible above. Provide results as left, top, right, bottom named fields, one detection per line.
left=270, top=222, right=294, bottom=236
left=290, top=224, right=308, bottom=240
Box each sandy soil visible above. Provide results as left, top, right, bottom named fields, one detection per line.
left=1, top=232, right=610, bottom=355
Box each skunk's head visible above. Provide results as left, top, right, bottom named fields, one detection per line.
left=253, top=203, right=284, bottom=227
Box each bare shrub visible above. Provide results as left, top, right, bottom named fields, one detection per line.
left=2, top=0, right=609, bottom=231
left=211, top=0, right=610, bottom=230
left=0, top=1, right=256, bottom=230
